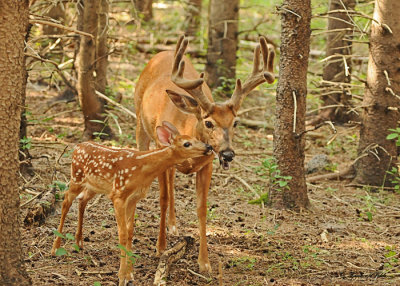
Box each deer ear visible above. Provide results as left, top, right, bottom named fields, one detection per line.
left=156, top=126, right=172, bottom=146
left=166, top=90, right=200, bottom=115
left=162, top=121, right=180, bottom=137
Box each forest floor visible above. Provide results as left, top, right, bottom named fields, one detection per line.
left=19, top=85, right=400, bottom=286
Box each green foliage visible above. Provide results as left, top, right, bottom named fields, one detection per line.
left=387, top=128, right=400, bottom=147
left=117, top=244, right=140, bottom=266
left=257, top=157, right=292, bottom=190
left=228, top=256, right=257, bottom=270
left=52, top=230, right=80, bottom=256
left=386, top=167, right=400, bottom=193
left=20, top=136, right=32, bottom=150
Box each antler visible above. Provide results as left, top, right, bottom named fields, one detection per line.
left=171, top=36, right=214, bottom=114
left=229, top=36, right=275, bottom=112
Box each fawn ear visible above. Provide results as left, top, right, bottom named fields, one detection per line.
left=156, top=125, right=173, bottom=146
left=162, top=121, right=180, bottom=137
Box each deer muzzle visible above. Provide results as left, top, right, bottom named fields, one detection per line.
left=204, top=144, right=213, bottom=155
left=219, top=149, right=235, bottom=170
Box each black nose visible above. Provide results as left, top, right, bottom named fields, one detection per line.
left=206, top=144, right=213, bottom=152
left=221, top=149, right=235, bottom=162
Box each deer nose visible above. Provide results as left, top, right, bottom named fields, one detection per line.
left=220, top=149, right=235, bottom=162
left=204, top=144, right=213, bottom=155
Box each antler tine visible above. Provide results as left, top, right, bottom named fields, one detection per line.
left=171, top=36, right=214, bottom=113
left=230, top=36, right=275, bottom=112
left=174, top=35, right=185, bottom=57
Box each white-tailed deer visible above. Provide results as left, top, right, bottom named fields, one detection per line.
left=134, top=36, right=275, bottom=272
left=51, top=121, right=212, bottom=286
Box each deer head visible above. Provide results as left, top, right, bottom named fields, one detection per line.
left=166, top=36, right=275, bottom=169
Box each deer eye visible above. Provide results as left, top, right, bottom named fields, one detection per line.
left=183, top=142, right=192, bottom=148
left=205, top=121, right=214, bottom=129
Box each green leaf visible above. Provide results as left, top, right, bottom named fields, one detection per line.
left=386, top=133, right=399, bottom=140
left=53, top=230, right=66, bottom=239
left=89, top=119, right=106, bottom=124
left=93, top=282, right=102, bottom=286
left=55, top=247, right=67, bottom=256
left=366, top=211, right=373, bottom=221
left=72, top=244, right=80, bottom=252
left=65, top=233, right=75, bottom=240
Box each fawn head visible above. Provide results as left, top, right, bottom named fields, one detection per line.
left=156, top=121, right=213, bottom=160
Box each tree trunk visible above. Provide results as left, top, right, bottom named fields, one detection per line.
left=77, top=0, right=112, bottom=140
left=310, top=0, right=357, bottom=125
left=270, top=0, right=311, bottom=210
left=134, top=0, right=153, bottom=21
left=96, top=0, right=109, bottom=95
left=185, top=0, right=202, bottom=37
left=205, top=0, right=239, bottom=92
left=0, top=1, right=32, bottom=285
left=354, top=0, right=400, bottom=186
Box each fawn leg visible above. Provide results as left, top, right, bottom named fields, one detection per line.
left=156, top=171, right=168, bottom=256
left=75, top=189, right=96, bottom=249
left=51, top=182, right=84, bottom=255
left=166, top=167, right=178, bottom=235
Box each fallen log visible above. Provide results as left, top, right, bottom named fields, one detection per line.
left=306, top=165, right=355, bottom=183
left=24, top=187, right=56, bottom=226
left=153, top=236, right=194, bottom=286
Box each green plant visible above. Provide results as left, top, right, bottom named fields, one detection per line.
left=387, top=128, right=400, bottom=147
left=386, top=167, right=400, bottom=192
left=52, top=230, right=80, bottom=256
left=20, top=136, right=32, bottom=150
left=229, top=256, right=257, bottom=270
left=117, top=244, right=140, bottom=266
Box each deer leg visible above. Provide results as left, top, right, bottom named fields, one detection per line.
left=156, top=171, right=168, bottom=256
left=51, top=182, right=84, bottom=256
left=113, top=197, right=131, bottom=286
left=196, top=163, right=213, bottom=273
left=125, top=197, right=138, bottom=280
left=166, top=167, right=178, bottom=235
left=136, top=115, right=150, bottom=151
left=75, top=189, right=96, bottom=249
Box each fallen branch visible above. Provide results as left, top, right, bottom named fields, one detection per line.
left=306, top=165, right=355, bottom=183
left=24, top=187, right=56, bottom=226
left=238, top=118, right=273, bottom=129
left=154, top=236, right=194, bottom=286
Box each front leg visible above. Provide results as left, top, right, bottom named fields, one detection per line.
left=166, top=167, right=178, bottom=235
left=196, top=162, right=213, bottom=273
left=156, top=171, right=168, bottom=256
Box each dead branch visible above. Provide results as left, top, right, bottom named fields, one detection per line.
left=29, top=19, right=94, bottom=38
left=238, top=118, right=273, bottom=129
left=95, top=90, right=137, bottom=119
left=154, top=236, right=194, bottom=286
left=24, top=187, right=56, bottom=226
left=306, top=165, right=355, bottom=183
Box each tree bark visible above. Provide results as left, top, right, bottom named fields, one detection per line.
left=354, top=0, right=400, bottom=186
left=205, top=0, right=239, bottom=92
left=77, top=0, right=112, bottom=140
left=271, top=0, right=311, bottom=210
left=134, top=0, right=153, bottom=21
left=96, top=0, right=109, bottom=95
left=185, top=0, right=202, bottom=37
left=311, top=0, right=357, bottom=125
left=0, top=1, right=32, bottom=285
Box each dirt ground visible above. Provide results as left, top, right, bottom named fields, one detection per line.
left=20, top=85, right=400, bottom=286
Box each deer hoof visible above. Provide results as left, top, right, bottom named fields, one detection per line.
left=168, top=225, right=179, bottom=236
left=199, top=261, right=212, bottom=273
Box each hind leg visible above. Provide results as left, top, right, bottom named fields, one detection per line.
left=75, top=189, right=96, bottom=249
left=51, top=182, right=84, bottom=255
left=136, top=114, right=151, bottom=151
left=166, top=168, right=178, bottom=235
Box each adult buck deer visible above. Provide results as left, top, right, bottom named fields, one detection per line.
left=51, top=121, right=212, bottom=286
left=134, top=35, right=275, bottom=272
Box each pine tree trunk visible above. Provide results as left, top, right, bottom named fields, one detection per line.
left=0, top=1, right=32, bottom=284
left=77, top=0, right=112, bottom=140
left=270, top=0, right=311, bottom=210
left=205, top=0, right=239, bottom=92
left=311, top=0, right=357, bottom=125
left=355, top=0, right=400, bottom=186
